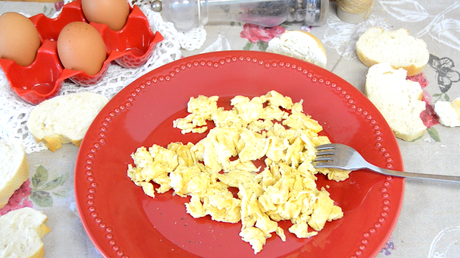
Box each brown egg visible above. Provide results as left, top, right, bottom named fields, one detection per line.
left=0, top=12, right=41, bottom=66
left=81, top=0, right=130, bottom=31
left=57, top=22, right=107, bottom=75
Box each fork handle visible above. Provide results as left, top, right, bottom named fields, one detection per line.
left=367, top=165, right=460, bottom=182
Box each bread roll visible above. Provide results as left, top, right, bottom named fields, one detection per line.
left=266, top=30, right=327, bottom=68
left=356, top=27, right=429, bottom=76
left=434, top=98, right=460, bottom=127
left=27, top=92, right=108, bottom=152
left=365, top=63, right=427, bottom=141
left=0, top=207, right=50, bottom=258
left=0, top=139, right=29, bottom=209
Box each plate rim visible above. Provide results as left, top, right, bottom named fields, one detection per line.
left=75, top=50, right=405, bottom=258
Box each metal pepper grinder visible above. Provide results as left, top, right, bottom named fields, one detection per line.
left=151, top=0, right=329, bottom=32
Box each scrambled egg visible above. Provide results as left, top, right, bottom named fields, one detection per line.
left=127, top=90, right=349, bottom=254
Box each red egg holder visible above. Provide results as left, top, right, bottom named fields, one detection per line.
left=0, top=0, right=163, bottom=105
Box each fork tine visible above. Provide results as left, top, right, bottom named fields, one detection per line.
left=313, top=163, right=333, bottom=168
left=315, top=150, right=335, bottom=156
left=312, top=160, right=334, bottom=168
left=313, top=156, right=333, bottom=162
left=315, top=143, right=337, bottom=152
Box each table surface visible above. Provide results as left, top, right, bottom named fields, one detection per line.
left=1, top=1, right=459, bottom=258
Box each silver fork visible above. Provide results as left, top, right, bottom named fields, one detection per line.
left=314, top=143, right=460, bottom=182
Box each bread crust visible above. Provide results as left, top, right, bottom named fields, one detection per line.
left=266, top=30, right=327, bottom=68
left=27, top=92, right=108, bottom=152
left=28, top=245, right=45, bottom=258
left=356, top=27, right=428, bottom=76
left=300, top=31, right=327, bottom=58
left=357, top=48, right=426, bottom=76
left=393, top=128, right=426, bottom=142
left=0, top=141, right=29, bottom=209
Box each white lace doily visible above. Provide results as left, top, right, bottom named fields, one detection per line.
left=0, top=1, right=184, bottom=154
left=178, top=26, right=207, bottom=51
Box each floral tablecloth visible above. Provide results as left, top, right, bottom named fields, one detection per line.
left=1, top=0, right=460, bottom=257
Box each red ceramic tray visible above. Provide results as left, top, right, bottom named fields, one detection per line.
left=0, top=0, right=163, bottom=104
left=75, top=51, right=404, bottom=258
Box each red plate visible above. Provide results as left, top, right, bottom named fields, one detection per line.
left=75, top=51, right=404, bottom=258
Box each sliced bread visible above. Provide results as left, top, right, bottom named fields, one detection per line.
left=27, top=92, right=108, bottom=152
left=356, top=27, right=429, bottom=76
left=365, top=62, right=427, bottom=141
left=0, top=207, right=50, bottom=258
left=266, top=30, right=327, bottom=68
left=0, top=139, right=29, bottom=209
left=434, top=98, right=460, bottom=127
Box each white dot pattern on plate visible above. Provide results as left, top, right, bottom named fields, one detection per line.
left=82, top=54, right=397, bottom=258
